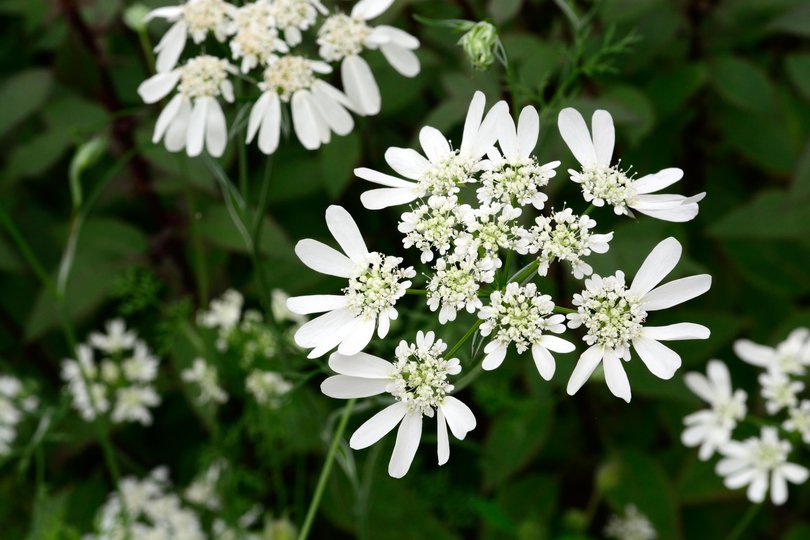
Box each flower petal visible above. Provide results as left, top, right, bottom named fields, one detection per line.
left=419, top=126, right=451, bottom=163
left=437, top=408, right=450, bottom=465
left=558, top=108, right=597, bottom=167
left=566, top=345, right=604, bottom=396
left=642, top=323, right=710, bottom=341
left=137, top=70, right=181, bottom=104
left=328, top=351, right=395, bottom=378
left=632, top=336, right=681, bottom=379
left=154, top=22, right=187, bottom=73
left=629, top=237, right=682, bottom=297
left=204, top=97, right=227, bottom=158
left=291, top=90, right=322, bottom=150
left=350, top=401, right=408, bottom=449
left=388, top=412, right=422, bottom=478
left=643, top=275, right=712, bottom=311
left=258, top=92, right=281, bottom=155
left=603, top=349, right=631, bottom=402
left=539, top=334, right=576, bottom=353
left=247, top=92, right=271, bottom=144
left=380, top=43, right=420, bottom=77
left=153, top=94, right=184, bottom=143
left=517, top=105, right=539, bottom=158
left=294, top=239, right=355, bottom=278
left=336, top=316, right=376, bottom=356
left=732, top=340, right=774, bottom=368
left=459, top=91, right=485, bottom=157
left=186, top=98, right=208, bottom=157
left=385, top=147, right=430, bottom=180
left=325, top=205, right=369, bottom=263
left=361, top=187, right=419, bottom=209
left=632, top=168, right=684, bottom=195
left=441, top=396, right=476, bottom=439
left=287, top=294, right=348, bottom=315
left=482, top=341, right=508, bottom=371
left=590, top=109, right=614, bottom=167
left=294, top=308, right=355, bottom=348
left=312, top=80, right=354, bottom=135
left=351, top=0, right=394, bottom=20
left=356, top=166, right=416, bottom=187
left=531, top=344, right=556, bottom=381
left=496, top=110, right=519, bottom=159
left=342, top=55, right=380, bottom=115
left=320, top=375, right=389, bottom=398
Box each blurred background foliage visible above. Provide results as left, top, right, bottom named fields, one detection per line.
left=1, top=0, right=809, bottom=538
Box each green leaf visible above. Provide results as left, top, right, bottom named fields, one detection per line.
left=320, top=132, right=361, bottom=198
left=646, top=63, right=708, bottom=118
left=0, top=68, right=52, bottom=138
left=710, top=56, right=775, bottom=113
left=785, top=53, right=810, bottom=101
left=488, top=0, right=523, bottom=24
left=767, top=3, right=810, bottom=37
left=717, top=106, right=798, bottom=174
left=719, top=238, right=810, bottom=298
left=709, top=190, right=810, bottom=239
left=197, top=204, right=294, bottom=259
left=4, top=129, right=71, bottom=181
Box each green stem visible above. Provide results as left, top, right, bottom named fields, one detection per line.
left=0, top=206, right=59, bottom=298
left=445, top=319, right=483, bottom=360
left=554, top=306, right=576, bottom=314
left=298, top=399, right=356, bottom=540
left=726, top=503, right=761, bottom=540
left=583, top=204, right=595, bottom=216
left=511, top=260, right=540, bottom=284
left=179, top=156, right=209, bottom=306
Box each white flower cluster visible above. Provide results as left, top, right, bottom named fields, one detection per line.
left=61, top=319, right=161, bottom=425
left=139, top=0, right=420, bottom=157
left=182, top=358, right=228, bottom=406
left=682, top=328, right=810, bottom=505
left=604, top=505, right=657, bottom=540
left=0, top=375, right=38, bottom=457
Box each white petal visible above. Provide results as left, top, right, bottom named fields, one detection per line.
left=312, top=80, right=354, bottom=135
left=351, top=0, right=394, bottom=20
left=747, top=472, right=768, bottom=503
left=380, top=43, right=420, bottom=77
left=336, top=317, right=376, bottom=355
left=531, top=344, right=556, bottom=381
left=683, top=373, right=714, bottom=403
left=643, top=275, right=712, bottom=311
left=642, top=323, right=710, bottom=341
left=539, top=334, right=576, bottom=353
left=706, top=360, right=732, bottom=395
left=153, top=94, right=184, bottom=143
left=496, top=111, right=519, bottom=160
left=567, top=345, right=604, bottom=396
left=291, top=90, right=322, bottom=150
left=590, top=110, right=614, bottom=167
left=342, top=55, right=380, bottom=116
left=145, top=6, right=183, bottom=21
left=137, top=71, right=180, bottom=104
left=247, top=92, right=271, bottom=144
left=377, top=313, right=390, bottom=338
left=350, top=402, right=408, bottom=449
left=781, top=463, right=810, bottom=484
left=258, top=93, right=281, bottom=155
left=632, top=198, right=700, bottom=222
left=437, top=409, right=449, bottom=465
left=482, top=341, right=508, bottom=371
left=441, top=396, right=476, bottom=439
left=164, top=98, right=191, bottom=152
left=294, top=309, right=355, bottom=348
left=388, top=412, right=422, bottom=478
left=633, top=336, right=681, bottom=379
left=629, top=237, right=682, bottom=297
left=328, top=351, right=395, bottom=378
left=355, top=166, right=415, bottom=188
left=471, top=101, right=508, bottom=159
left=603, top=349, right=631, bottom=402
left=320, top=375, right=389, bottom=398
left=732, top=340, right=774, bottom=368
left=154, top=22, right=187, bottom=73
left=557, top=108, right=597, bottom=167
left=294, top=239, right=355, bottom=278
left=373, top=25, right=419, bottom=49
left=361, top=187, right=419, bottom=209
left=384, top=147, right=429, bottom=180
left=204, top=98, right=227, bottom=158
left=632, top=168, right=684, bottom=195
left=459, top=91, right=485, bottom=157
left=419, top=126, right=451, bottom=163
left=186, top=98, right=208, bottom=157
left=287, top=295, right=349, bottom=315
left=771, top=471, right=788, bottom=505
left=326, top=205, right=369, bottom=263
left=516, top=106, right=539, bottom=158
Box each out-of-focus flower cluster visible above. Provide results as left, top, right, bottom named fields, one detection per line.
left=0, top=374, right=38, bottom=457
left=682, top=328, right=810, bottom=505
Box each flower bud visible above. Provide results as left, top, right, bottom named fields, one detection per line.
left=123, top=4, right=150, bottom=33
left=458, top=21, right=500, bottom=71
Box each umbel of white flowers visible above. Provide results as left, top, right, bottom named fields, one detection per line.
left=288, top=90, right=711, bottom=477
left=138, top=0, right=420, bottom=157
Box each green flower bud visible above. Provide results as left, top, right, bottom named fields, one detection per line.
left=264, top=517, right=297, bottom=540
left=458, top=21, right=500, bottom=71
left=123, top=4, right=150, bottom=33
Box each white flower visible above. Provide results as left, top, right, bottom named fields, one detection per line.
left=604, top=505, right=657, bottom=540
left=182, top=358, right=228, bottom=406
left=198, top=288, right=244, bottom=349
left=716, top=427, right=809, bottom=505
left=317, top=0, right=419, bottom=115
left=111, top=385, right=161, bottom=425
left=514, top=208, right=613, bottom=279
left=356, top=91, right=507, bottom=209
left=558, top=108, right=704, bottom=222
left=733, top=327, right=810, bottom=377
left=229, top=1, right=289, bottom=73
left=398, top=195, right=471, bottom=263
left=246, top=370, right=293, bottom=408
left=427, top=251, right=499, bottom=324
left=89, top=319, right=137, bottom=355
left=287, top=205, right=415, bottom=358
left=185, top=459, right=225, bottom=510
left=146, top=0, right=237, bottom=73
left=784, top=400, right=810, bottom=444
left=0, top=374, right=35, bottom=457
left=759, top=370, right=803, bottom=415
left=246, top=55, right=354, bottom=154
left=477, top=104, right=560, bottom=208
left=456, top=203, right=521, bottom=257
left=267, top=0, right=326, bottom=46
left=566, top=237, right=712, bottom=402
left=137, top=54, right=236, bottom=157
left=122, top=342, right=160, bottom=382
left=321, top=331, right=476, bottom=478
left=62, top=345, right=108, bottom=421
left=270, top=289, right=307, bottom=324
left=682, top=360, right=747, bottom=460
left=478, top=283, right=575, bottom=379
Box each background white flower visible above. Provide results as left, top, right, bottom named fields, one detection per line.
left=182, top=358, right=228, bottom=406
left=733, top=327, right=810, bottom=376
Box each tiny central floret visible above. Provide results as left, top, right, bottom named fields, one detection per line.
left=477, top=157, right=554, bottom=208
left=750, top=437, right=789, bottom=472
left=182, top=0, right=231, bottom=39
left=417, top=151, right=477, bottom=197
left=399, top=196, right=466, bottom=263
left=230, top=4, right=286, bottom=68
left=343, top=253, right=414, bottom=320
left=479, top=283, right=557, bottom=353
left=461, top=204, right=520, bottom=255
left=269, top=0, right=318, bottom=33
left=573, top=273, right=646, bottom=353
left=178, top=55, right=231, bottom=98
left=261, top=56, right=315, bottom=101
left=317, top=14, right=371, bottom=61
left=570, top=164, right=636, bottom=212
left=387, top=332, right=460, bottom=416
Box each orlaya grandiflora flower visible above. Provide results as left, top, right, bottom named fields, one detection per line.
left=733, top=327, right=810, bottom=377
left=287, top=206, right=415, bottom=358
left=268, top=0, right=327, bottom=47
left=558, top=108, right=705, bottom=222
left=356, top=91, right=507, bottom=210
left=246, top=55, right=355, bottom=154
left=146, top=0, right=237, bottom=73
left=138, top=55, right=235, bottom=157
left=317, top=0, right=419, bottom=115
left=566, top=237, right=712, bottom=402
left=229, top=1, right=290, bottom=73
left=320, top=331, right=476, bottom=478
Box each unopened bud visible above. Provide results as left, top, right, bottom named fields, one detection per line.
left=458, top=21, right=500, bottom=71
left=123, top=4, right=150, bottom=32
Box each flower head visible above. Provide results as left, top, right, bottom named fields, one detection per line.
left=604, top=505, right=657, bottom=540
left=734, top=327, right=810, bottom=377
left=268, top=0, right=325, bottom=46
left=426, top=251, right=499, bottom=324
left=784, top=400, right=810, bottom=444
left=246, top=370, right=293, bottom=408
left=398, top=195, right=471, bottom=263
left=182, top=358, right=228, bottom=406
left=229, top=2, right=289, bottom=73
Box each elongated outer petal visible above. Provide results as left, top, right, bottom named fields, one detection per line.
left=374, top=25, right=420, bottom=49
left=437, top=409, right=450, bottom=465
left=361, top=187, right=419, bottom=210
left=165, top=98, right=191, bottom=152
left=771, top=470, right=788, bottom=505
left=419, top=126, right=451, bottom=162
left=154, top=21, right=187, bottom=73
left=558, top=108, right=597, bottom=167
left=643, top=275, right=712, bottom=311
left=350, top=401, right=408, bottom=449
left=632, top=336, right=681, bottom=379
left=517, top=105, right=539, bottom=158
left=205, top=98, right=227, bottom=158
left=540, top=334, right=576, bottom=353
left=603, top=349, right=631, bottom=402
left=291, top=90, right=322, bottom=150
left=471, top=100, right=509, bottom=159
left=441, top=396, right=476, bottom=440
left=497, top=111, right=519, bottom=160
left=459, top=91, right=485, bottom=157
left=632, top=168, right=684, bottom=195
left=351, top=0, right=394, bottom=20
left=258, top=92, right=281, bottom=155
left=531, top=344, right=556, bottom=381
left=632, top=199, right=700, bottom=223
left=326, top=205, right=369, bottom=263
left=137, top=70, right=181, bottom=104
left=145, top=6, right=183, bottom=21
left=732, top=340, right=774, bottom=368
left=643, top=323, right=710, bottom=341
left=312, top=80, right=354, bottom=135
left=482, top=341, right=508, bottom=371
left=781, top=463, right=810, bottom=484
left=389, top=412, right=423, bottom=478
left=287, top=294, right=348, bottom=315
left=321, top=375, right=389, bottom=398
left=342, top=55, right=380, bottom=115
left=186, top=98, right=208, bottom=157
left=683, top=373, right=715, bottom=404
left=380, top=43, right=420, bottom=77
left=384, top=147, right=430, bottom=180
left=295, top=308, right=355, bottom=348
left=356, top=166, right=415, bottom=188
left=247, top=92, right=271, bottom=144
left=336, top=317, right=376, bottom=356
left=591, top=110, right=614, bottom=167
left=747, top=472, right=768, bottom=503
left=567, top=345, right=604, bottom=396
left=294, top=238, right=355, bottom=278
left=629, top=237, right=682, bottom=297
left=153, top=94, right=184, bottom=143
left=328, top=351, right=395, bottom=378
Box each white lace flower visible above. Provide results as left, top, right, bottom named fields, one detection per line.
left=270, top=289, right=307, bottom=325
left=478, top=283, right=574, bottom=379
left=514, top=208, right=613, bottom=279
left=0, top=375, right=36, bottom=457
left=604, top=505, right=657, bottom=540
left=246, top=370, right=293, bottom=408
left=759, top=370, right=803, bottom=415
left=456, top=203, right=521, bottom=257
left=398, top=196, right=470, bottom=263
left=317, top=0, right=419, bottom=115
left=182, top=358, right=228, bottom=406
left=427, top=251, right=499, bottom=324
left=229, top=1, right=289, bottom=73
left=146, top=0, right=237, bottom=73
left=198, top=288, right=244, bottom=350
left=138, top=55, right=236, bottom=157
left=716, top=427, right=809, bottom=505
left=734, top=328, right=810, bottom=377
left=89, top=319, right=137, bottom=355
left=357, top=91, right=507, bottom=209
left=784, top=400, right=810, bottom=444
left=246, top=55, right=355, bottom=154
left=287, top=206, right=414, bottom=358
left=123, top=342, right=160, bottom=382
left=111, top=385, right=161, bottom=425
left=268, top=0, right=326, bottom=46
left=321, top=331, right=476, bottom=478
left=566, top=237, right=712, bottom=402
left=477, top=104, right=559, bottom=208
left=682, top=360, right=747, bottom=460
left=558, top=108, right=704, bottom=222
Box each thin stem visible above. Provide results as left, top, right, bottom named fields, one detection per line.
left=238, top=122, right=249, bottom=199
left=554, top=306, right=576, bottom=314
left=583, top=204, right=596, bottom=216
left=726, top=503, right=761, bottom=540
left=298, top=399, right=356, bottom=540
left=446, top=319, right=483, bottom=360
left=179, top=156, right=209, bottom=306
left=0, top=206, right=59, bottom=299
